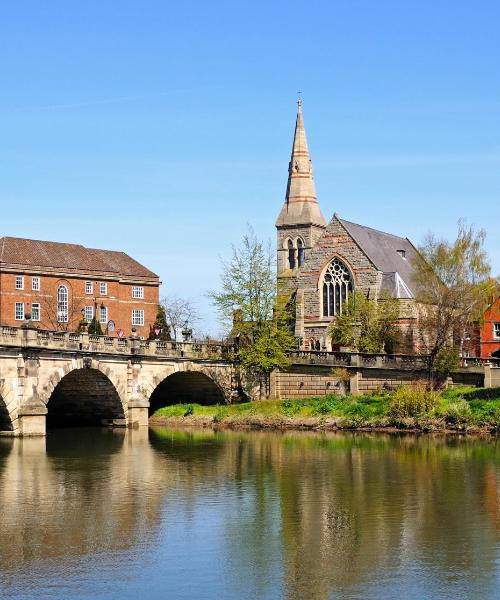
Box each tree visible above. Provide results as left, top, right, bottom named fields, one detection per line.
left=87, top=317, right=103, bottom=336
left=328, top=291, right=400, bottom=353
left=160, top=294, right=199, bottom=341
left=413, top=222, right=498, bottom=383
left=208, top=227, right=296, bottom=398
left=148, top=305, right=172, bottom=341
left=38, top=289, right=85, bottom=332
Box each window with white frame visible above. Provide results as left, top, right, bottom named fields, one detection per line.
left=32, top=276, right=40, bottom=291
left=84, top=306, right=94, bottom=322
left=322, top=257, right=354, bottom=317
left=99, top=282, right=108, bottom=295
left=57, top=285, right=69, bottom=323
left=132, top=309, right=144, bottom=326
left=494, top=323, right=500, bottom=340
left=31, top=303, right=40, bottom=321
left=15, top=302, right=24, bottom=320
left=85, top=281, right=93, bottom=295
left=100, top=305, right=108, bottom=324
left=132, top=286, right=144, bottom=299
left=15, top=276, right=24, bottom=290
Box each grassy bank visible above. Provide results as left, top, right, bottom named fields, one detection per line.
left=150, top=386, right=500, bottom=434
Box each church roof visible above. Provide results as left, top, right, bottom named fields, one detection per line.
left=0, top=236, right=158, bottom=281
left=338, top=219, right=418, bottom=298
left=276, top=100, right=326, bottom=228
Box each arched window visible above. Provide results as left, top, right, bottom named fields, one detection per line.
left=287, top=239, right=295, bottom=269
left=322, top=258, right=353, bottom=317
left=57, top=285, right=69, bottom=323
left=297, top=238, right=305, bottom=266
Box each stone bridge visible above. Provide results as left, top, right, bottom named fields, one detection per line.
left=0, top=326, right=237, bottom=437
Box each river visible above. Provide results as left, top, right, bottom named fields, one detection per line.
left=0, top=427, right=498, bottom=599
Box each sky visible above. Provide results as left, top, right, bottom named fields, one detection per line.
left=1, top=1, right=499, bottom=335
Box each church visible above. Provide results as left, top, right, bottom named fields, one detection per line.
left=276, top=100, right=419, bottom=352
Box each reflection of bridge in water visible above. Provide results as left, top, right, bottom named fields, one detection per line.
left=0, top=430, right=498, bottom=600
left=0, top=325, right=237, bottom=436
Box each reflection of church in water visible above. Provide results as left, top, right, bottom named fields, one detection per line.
left=276, top=100, right=419, bottom=351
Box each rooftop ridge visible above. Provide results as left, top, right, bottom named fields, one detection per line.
left=338, top=218, right=410, bottom=243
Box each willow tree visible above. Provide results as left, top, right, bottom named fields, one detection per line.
left=413, top=222, right=497, bottom=382
left=209, top=227, right=296, bottom=398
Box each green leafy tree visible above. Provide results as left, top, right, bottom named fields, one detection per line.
left=328, top=291, right=400, bottom=353
left=209, top=227, right=296, bottom=398
left=413, top=222, right=498, bottom=384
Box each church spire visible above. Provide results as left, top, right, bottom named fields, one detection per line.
left=275, top=98, right=326, bottom=228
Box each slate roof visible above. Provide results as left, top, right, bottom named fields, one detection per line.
left=0, top=237, right=158, bottom=280
left=339, top=219, right=419, bottom=299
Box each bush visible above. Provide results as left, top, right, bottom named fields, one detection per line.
left=462, top=387, right=500, bottom=401
left=312, top=397, right=339, bottom=415
left=388, top=386, right=439, bottom=419
left=443, top=400, right=472, bottom=426
left=281, top=398, right=301, bottom=416
left=182, top=404, right=194, bottom=417
left=213, top=405, right=228, bottom=423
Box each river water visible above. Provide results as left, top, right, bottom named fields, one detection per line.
left=0, top=427, right=498, bottom=600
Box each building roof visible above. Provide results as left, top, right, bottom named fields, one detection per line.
left=0, top=236, right=158, bottom=281
left=339, top=218, right=419, bottom=298
left=276, top=100, right=326, bottom=228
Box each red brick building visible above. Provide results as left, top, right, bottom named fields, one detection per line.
left=0, top=237, right=160, bottom=337
left=481, top=297, right=500, bottom=358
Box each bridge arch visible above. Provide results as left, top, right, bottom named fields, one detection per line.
left=148, top=370, right=226, bottom=415
left=45, top=367, right=126, bottom=428
left=0, top=381, right=16, bottom=432
left=0, top=395, right=13, bottom=432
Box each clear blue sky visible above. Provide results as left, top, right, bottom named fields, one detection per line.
left=1, top=1, right=499, bottom=335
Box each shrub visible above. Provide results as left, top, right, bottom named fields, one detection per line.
left=213, top=405, right=228, bottom=423
left=488, top=408, right=500, bottom=430
left=281, top=398, right=301, bottom=416
left=182, top=404, right=194, bottom=417
left=344, top=402, right=371, bottom=421
left=312, top=397, right=339, bottom=415
left=462, top=387, right=500, bottom=401
left=388, top=386, right=439, bottom=419
left=443, top=400, right=472, bottom=426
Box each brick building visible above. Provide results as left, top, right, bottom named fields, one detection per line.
left=481, top=298, right=500, bottom=358
left=276, top=100, right=419, bottom=351
left=0, top=237, right=159, bottom=337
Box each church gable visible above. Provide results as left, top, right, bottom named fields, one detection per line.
left=296, top=214, right=380, bottom=296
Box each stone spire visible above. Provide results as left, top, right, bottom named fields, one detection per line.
left=275, top=99, right=326, bottom=228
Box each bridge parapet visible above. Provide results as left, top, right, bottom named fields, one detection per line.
left=0, top=326, right=231, bottom=360
left=289, top=350, right=500, bottom=371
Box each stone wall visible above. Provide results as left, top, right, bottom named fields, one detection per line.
left=272, top=363, right=488, bottom=399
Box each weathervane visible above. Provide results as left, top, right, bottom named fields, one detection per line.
left=297, top=91, right=302, bottom=108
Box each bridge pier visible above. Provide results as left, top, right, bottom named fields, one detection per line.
left=127, top=401, right=150, bottom=428
left=18, top=403, right=48, bottom=436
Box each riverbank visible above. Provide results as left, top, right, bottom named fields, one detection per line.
left=150, top=386, right=500, bottom=434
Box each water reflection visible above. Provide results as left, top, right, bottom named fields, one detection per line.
left=0, top=429, right=498, bottom=600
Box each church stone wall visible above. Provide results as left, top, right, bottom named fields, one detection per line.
left=292, top=216, right=380, bottom=348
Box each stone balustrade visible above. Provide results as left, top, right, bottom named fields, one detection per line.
left=2, top=325, right=499, bottom=370
left=289, top=349, right=500, bottom=370
left=0, top=325, right=231, bottom=360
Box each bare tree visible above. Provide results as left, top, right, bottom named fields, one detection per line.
left=413, top=222, right=498, bottom=383
left=37, top=291, right=85, bottom=332
left=160, top=294, right=199, bottom=341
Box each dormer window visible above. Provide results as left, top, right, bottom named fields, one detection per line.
left=397, top=249, right=406, bottom=259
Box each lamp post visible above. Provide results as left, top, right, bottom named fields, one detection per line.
left=181, top=320, right=192, bottom=342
